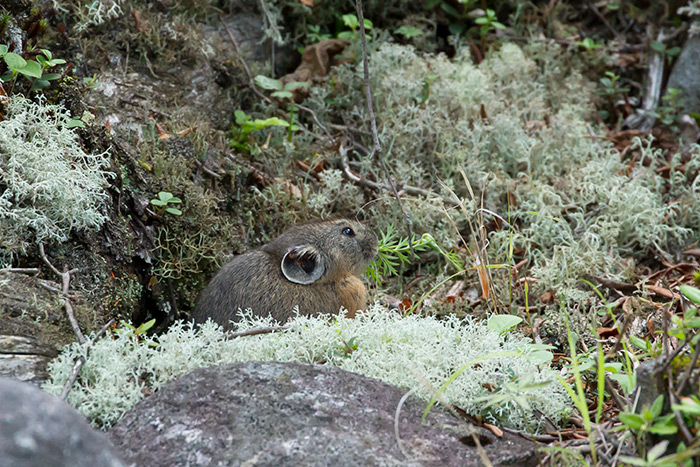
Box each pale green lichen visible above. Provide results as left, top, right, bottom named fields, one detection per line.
left=0, top=96, right=112, bottom=265
left=44, top=304, right=568, bottom=431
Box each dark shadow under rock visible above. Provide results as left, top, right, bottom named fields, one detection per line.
left=108, top=361, right=538, bottom=466
left=0, top=377, right=125, bottom=467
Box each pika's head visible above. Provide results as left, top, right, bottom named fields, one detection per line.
left=268, top=218, right=378, bottom=285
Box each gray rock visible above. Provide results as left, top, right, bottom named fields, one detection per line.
left=0, top=336, right=57, bottom=386
left=0, top=377, right=125, bottom=467
left=667, top=35, right=700, bottom=115
left=109, top=361, right=537, bottom=466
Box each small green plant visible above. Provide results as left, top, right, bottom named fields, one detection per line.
left=254, top=75, right=308, bottom=142
left=474, top=8, right=505, bottom=36
left=619, top=440, right=697, bottom=467
left=424, top=0, right=478, bottom=36
left=150, top=191, right=182, bottom=216
left=337, top=13, right=373, bottom=62
left=599, top=71, right=629, bottom=98
left=395, top=25, right=424, bottom=40
left=0, top=45, right=65, bottom=91
left=365, top=224, right=463, bottom=283
left=306, top=24, right=332, bottom=43
left=487, top=314, right=522, bottom=335
left=83, top=74, right=100, bottom=89
left=115, top=319, right=159, bottom=348
left=577, top=37, right=603, bottom=52
left=651, top=41, right=681, bottom=64
left=653, top=87, right=684, bottom=127
left=337, top=13, right=373, bottom=41
left=230, top=110, right=295, bottom=152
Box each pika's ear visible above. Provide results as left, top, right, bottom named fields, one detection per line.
left=281, top=246, right=326, bottom=285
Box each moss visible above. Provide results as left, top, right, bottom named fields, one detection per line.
left=0, top=95, right=112, bottom=265
left=45, top=304, right=568, bottom=431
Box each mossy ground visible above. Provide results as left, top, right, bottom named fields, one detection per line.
left=1, top=1, right=699, bottom=457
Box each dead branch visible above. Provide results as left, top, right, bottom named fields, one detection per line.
left=1, top=267, right=40, bottom=274
left=624, top=28, right=668, bottom=131
left=60, top=319, right=115, bottom=400
left=355, top=0, right=416, bottom=256
left=39, top=244, right=85, bottom=345
left=226, top=325, right=288, bottom=338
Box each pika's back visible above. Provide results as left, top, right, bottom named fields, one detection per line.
left=192, top=218, right=377, bottom=329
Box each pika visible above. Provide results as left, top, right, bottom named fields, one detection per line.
left=192, top=218, right=378, bottom=329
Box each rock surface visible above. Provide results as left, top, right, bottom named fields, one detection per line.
left=667, top=35, right=700, bottom=115
left=0, top=377, right=125, bottom=467
left=0, top=335, right=58, bottom=385
left=109, top=361, right=537, bottom=466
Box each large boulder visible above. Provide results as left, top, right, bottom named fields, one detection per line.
left=109, top=361, right=537, bottom=466
left=667, top=35, right=700, bottom=115
left=0, top=377, right=125, bottom=467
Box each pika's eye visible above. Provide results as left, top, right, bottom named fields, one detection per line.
left=342, top=227, right=355, bottom=237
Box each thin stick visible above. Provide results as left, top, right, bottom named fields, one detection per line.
left=355, top=0, right=415, bottom=257
left=339, top=142, right=457, bottom=204
left=60, top=319, right=115, bottom=400
left=39, top=244, right=85, bottom=345
left=226, top=326, right=288, bottom=338
left=1, top=268, right=40, bottom=274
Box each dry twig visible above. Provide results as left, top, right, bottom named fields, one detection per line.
left=59, top=319, right=115, bottom=400
left=355, top=0, right=416, bottom=256
left=39, top=244, right=85, bottom=345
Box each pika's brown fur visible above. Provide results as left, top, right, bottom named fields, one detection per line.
left=192, top=219, right=378, bottom=329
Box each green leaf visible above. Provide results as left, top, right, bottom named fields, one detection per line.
left=448, top=23, right=465, bottom=35
left=440, top=3, right=461, bottom=18
left=283, top=81, right=309, bottom=91
left=650, top=421, right=677, bottom=435
left=4, top=52, right=27, bottom=70
left=136, top=318, right=156, bottom=334
left=18, top=60, right=42, bottom=78
left=0, top=44, right=7, bottom=55
left=617, top=456, right=648, bottom=466
left=680, top=285, right=700, bottom=305
left=165, top=207, right=182, bottom=216
left=487, top=315, right=523, bottom=335
left=150, top=199, right=167, bottom=207
left=395, top=25, right=423, bottom=38
left=234, top=110, right=250, bottom=124
left=673, top=397, right=700, bottom=415
left=158, top=191, right=174, bottom=202
left=629, top=335, right=648, bottom=351
left=46, top=58, right=66, bottom=67
left=619, top=412, right=644, bottom=430
left=42, top=73, right=61, bottom=80
left=650, top=394, right=664, bottom=418
left=342, top=14, right=359, bottom=29
left=271, top=90, right=293, bottom=99
left=647, top=441, right=669, bottom=462
left=65, top=118, right=85, bottom=129
left=254, top=75, right=282, bottom=91
left=651, top=41, right=666, bottom=53
left=530, top=350, right=554, bottom=364
left=40, top=48, right=52, bottom=60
